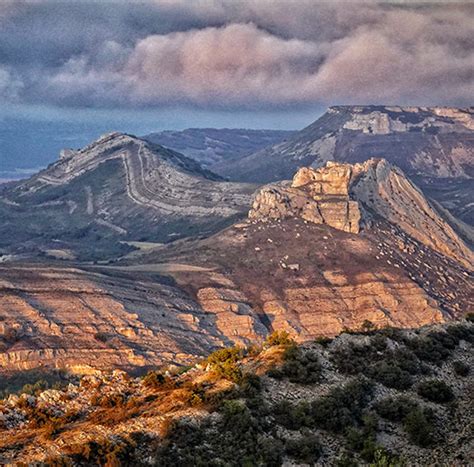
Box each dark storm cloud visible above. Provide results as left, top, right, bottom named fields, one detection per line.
left=0, top=0, right=473, bottom=109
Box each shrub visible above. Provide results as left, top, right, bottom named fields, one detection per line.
left=91, top=392, right=127, bottom=408
left=265, top=330, right=295, bottom=347
left=453, top=360, right=470, bottom=377
left=272, top=400, right=311, bottom=430
left=406, top=335, right=451, bottom=365
left=446, top=324, right=474, bottom=343
left=207, top=347, right=244, bottom=383
left=314, top=336, right=333, bottom=347
left=310, top=378, right=374, bottom=433
left=142, top=370, right=168, bottom=389
left=368, top=361, right=413, bottom=390
left=403, top=408, right=436, bottom=447
left=285, top=432, right=321, bottom=464
left=375, top=397, right=418, bottom=422
left=465, top=313, right=474, bottom=323
left=238, top=373, right=262, bottom=398
left=94, top=332, right=109, bottom=343
left=268, top=345, right=321, bottom=384
left=417, top=380, right=454, bottom=404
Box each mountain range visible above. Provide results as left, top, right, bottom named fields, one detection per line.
left=143, top=128, right=294, bottom=171
left=0, top=106, right=472, bottom=376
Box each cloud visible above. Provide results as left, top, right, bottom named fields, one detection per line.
left=0, top=1, right=473, bottom=109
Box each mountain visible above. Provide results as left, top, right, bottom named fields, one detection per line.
left=0, top=132, right=256, bottom=260
left=219, top=106, right=474, bottom=225
left=1, top=321, right=473, bottom=465
left=143, top=128, right=294, bottom=173
left=128, top=160, right=473, bottom=343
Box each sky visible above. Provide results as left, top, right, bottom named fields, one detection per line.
left=0, top=0, right=473, bottom=178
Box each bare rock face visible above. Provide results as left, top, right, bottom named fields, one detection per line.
left=249, top=159, right=473, bottom=269
left=351, top=159, right=474, bottom=269
left=249, top=162, right=361, bottom=233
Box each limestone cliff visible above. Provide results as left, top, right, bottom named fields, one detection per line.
left=249, top=159, right=473, bottom=269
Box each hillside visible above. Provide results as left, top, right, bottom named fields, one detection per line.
left=1, top=321, right=472, bottom=465
left=0, top=132, right=256, bottom=260
left=144, top=128, right=294, bottom=172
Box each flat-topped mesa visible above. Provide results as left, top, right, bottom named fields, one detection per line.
left=329, top=105, right=474, bottom=134
left=249, top=159, right=474, bottom=269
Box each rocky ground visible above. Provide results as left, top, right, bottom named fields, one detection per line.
left=0, top=321, right=472, bottom=465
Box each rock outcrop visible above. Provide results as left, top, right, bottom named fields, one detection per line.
left=249, top=159, right=473, bottom=269
left=250, top=162, right=361, bottom=233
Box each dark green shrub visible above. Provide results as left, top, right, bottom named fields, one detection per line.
left=285, top=432, right=321, bottom=464
left=310, top=379, right=374, bottom=433
left=238, top=373, right=262, bottom=398
left=464, top=313, right=474, bottom=323
left=368, top=361, right=413, bottom=390
left=417, top=380, right=454, bottom=404
left=281, top=346, right=321, bottom=384
left=315, top=336, right=333, bottom=347
left=267, top=345, right=321, bottom=384
left=272, top=400, right=311, bottom=430
left=403, top=408, right=436, bottom=447
left=446, top=324, right=474, bottom=343
left=375, top=396, right=418, bottom=422
left=453, top=360, right=470, bottom=377
left=407, top=335, right=451, bottom=364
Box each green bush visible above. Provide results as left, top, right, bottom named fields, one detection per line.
left=407, top=335, right=451, bottom=365
left=310, top=378, right=374, bottom=433
left=403, top=408, right=436, bottom=447
left=285, top=432, right=321, bottom=464
left=417, top=380, right=454, bottom=404
left=368, top=361, right=413, bottom=390
left=272, top=400, right=311, bottom=430
left=314, top=336, right=333, bottom=347
left=207, top=346, right=244, bottom=383
left=375, top=397, right=418, bottom=422
left=272, top=346, right=321, bottom=384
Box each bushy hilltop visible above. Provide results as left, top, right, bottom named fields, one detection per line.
left=1, top=319, right=472, bottom=466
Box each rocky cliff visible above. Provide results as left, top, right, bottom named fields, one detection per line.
left=249, top=159, right=473, bottom=269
